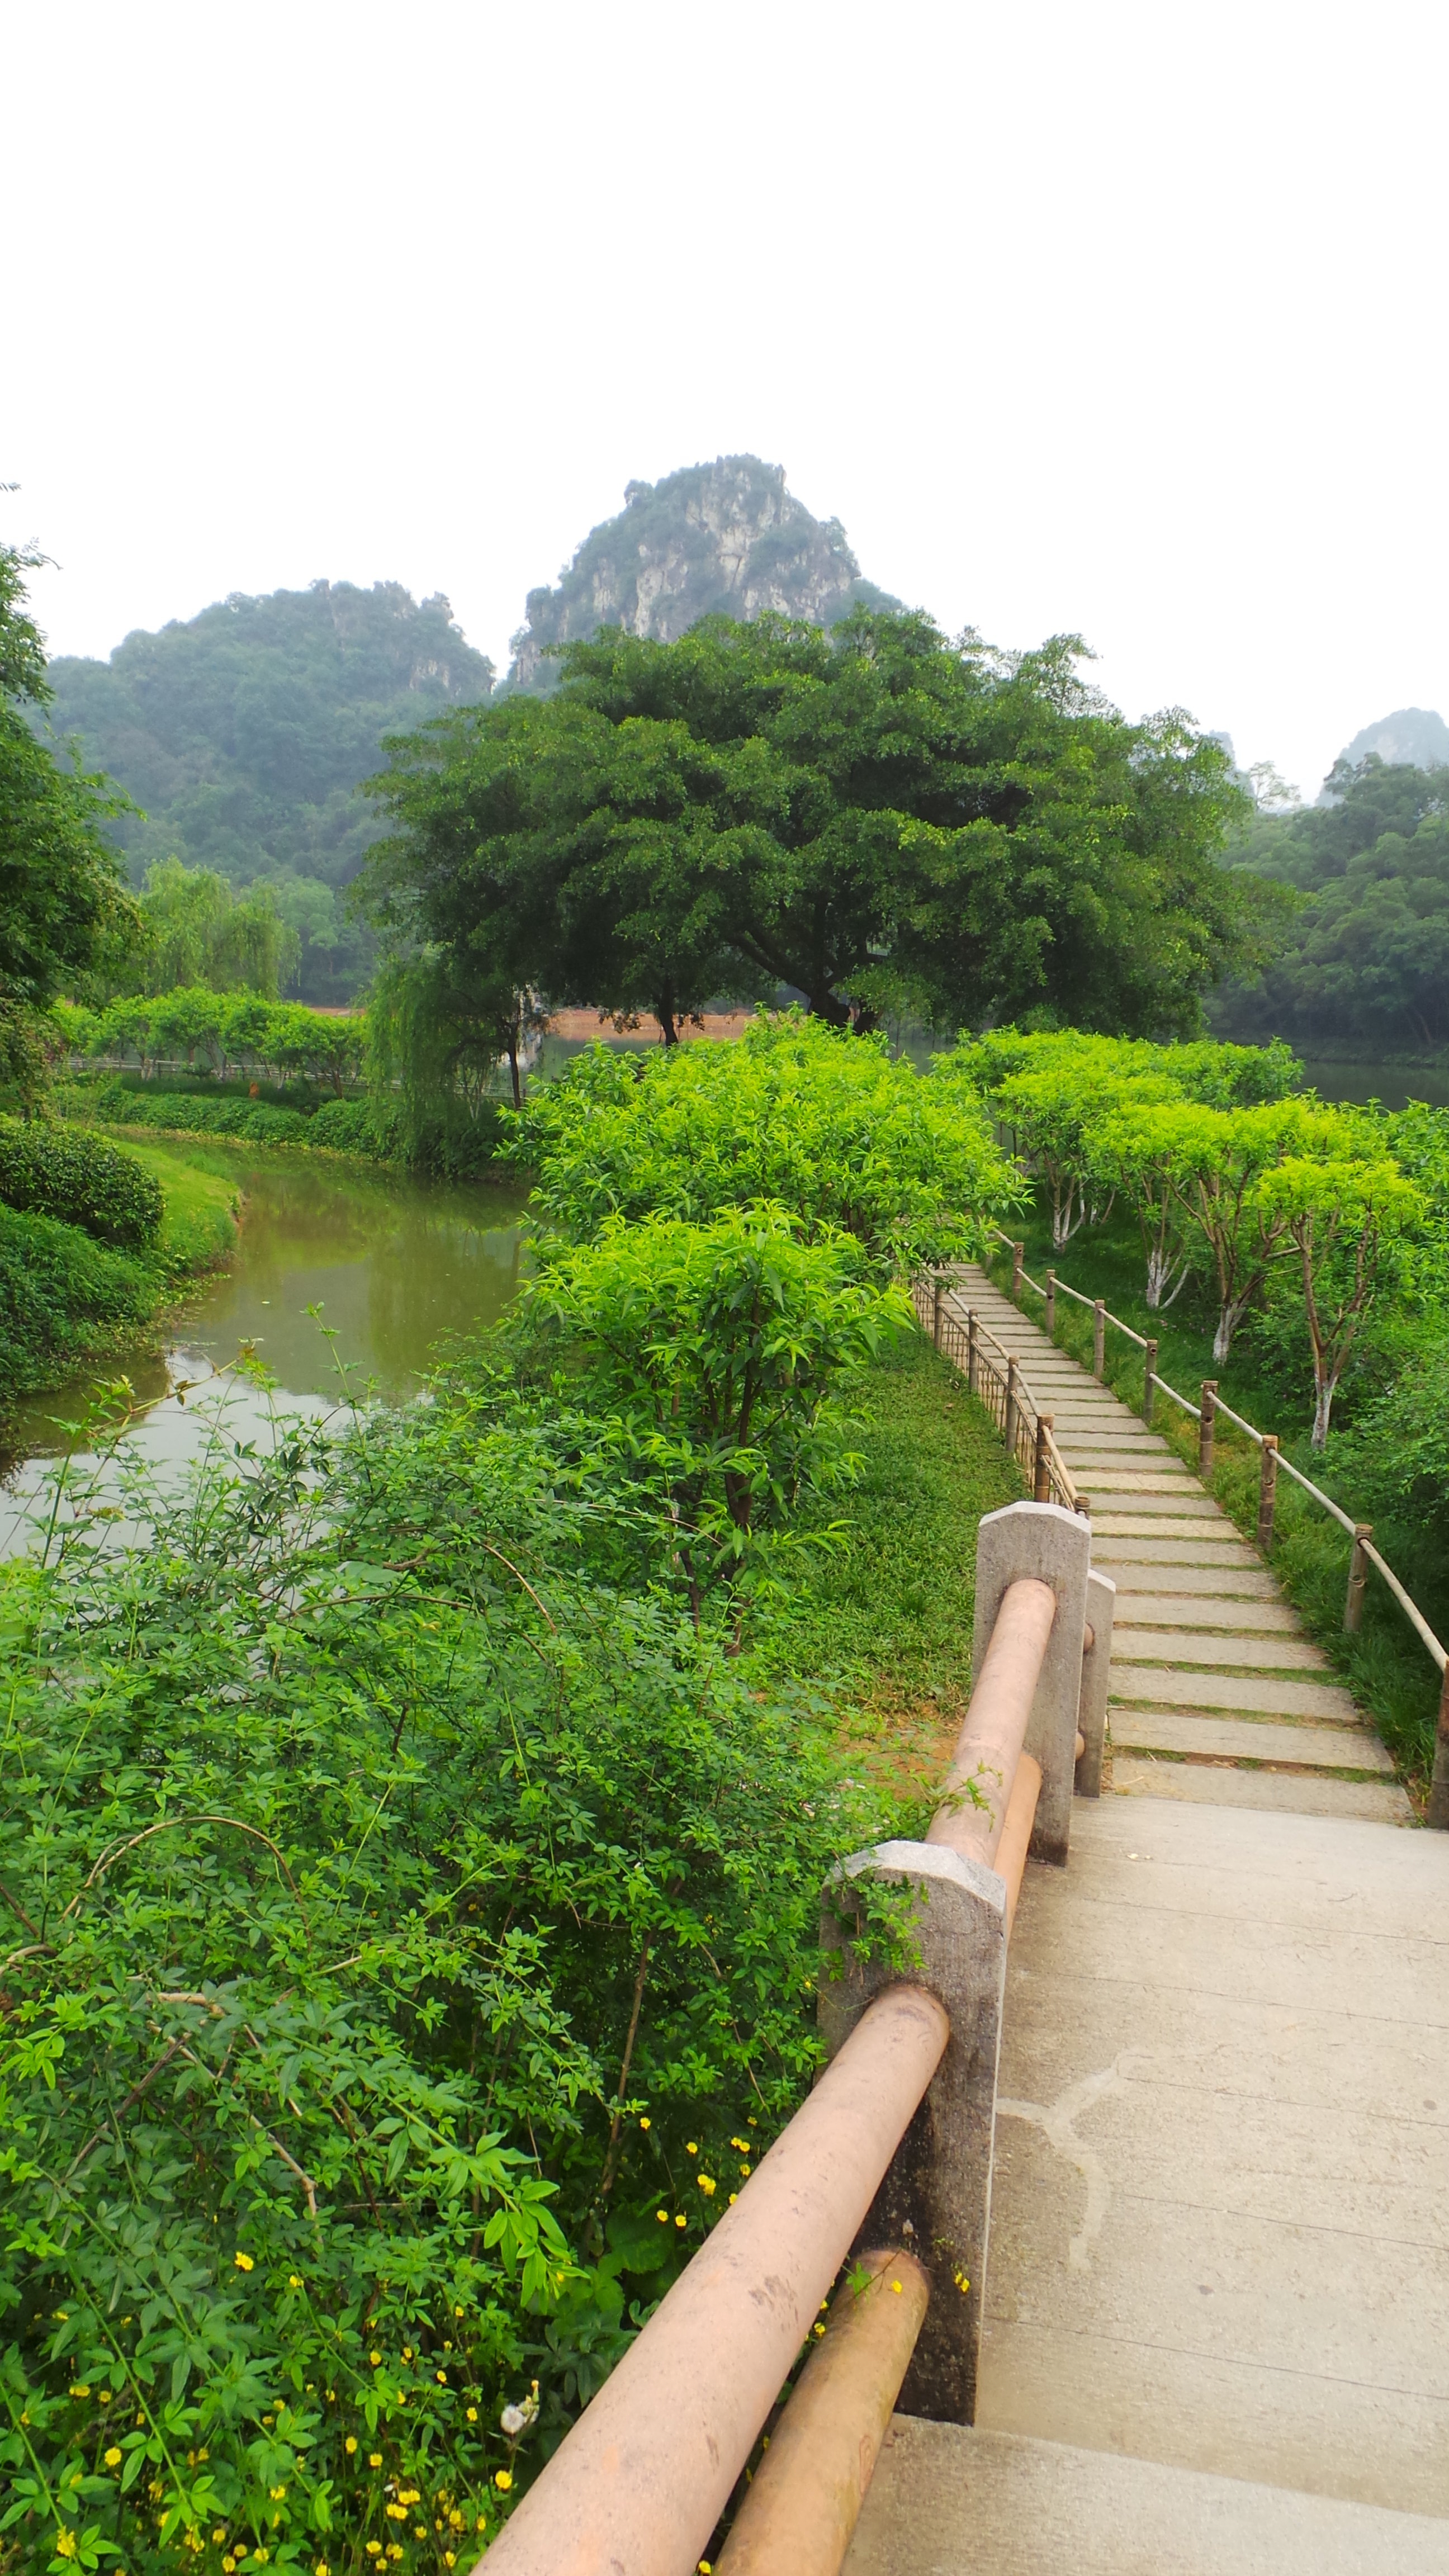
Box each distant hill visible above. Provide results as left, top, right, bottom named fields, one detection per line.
left=36, top=581, right=495, bottom=1000
left=1337, top=707, right=1449, bottom=773
left=508, top=455, right=899, bottom=688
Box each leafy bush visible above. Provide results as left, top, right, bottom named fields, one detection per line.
left=520, top=1205, right=909, bottom=1614
left=77, top=1084, right=314, bottom=1148
left=0, top=1119, right=163, bottom=1249
left=0, top=1202, right=155, bottom=1388
left=307, top=1096, right=398, bottom=1158
left=0, top=1369, right=906, bottom=2570
left=78, top=989, right=367, bottom=1093
left=505, top=1012, right=1014, bottom=1275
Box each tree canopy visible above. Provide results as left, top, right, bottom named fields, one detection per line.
left=0, top=530, right=138, bottom=1016
left=362, top=608, right=1273, bottom=1051
left=1213, top=755, right=1449, bottom=1050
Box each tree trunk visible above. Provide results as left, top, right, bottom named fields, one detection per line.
left=657, top=1004, right=679, bottom=1045
left=1213, top=1294, right=1252, bottom=1364
left=506, top=1035, right=522, bottom=1109
left=1311, top=1371, right=1339, bottom=1449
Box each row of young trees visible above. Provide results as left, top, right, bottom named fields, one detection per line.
left=964, top=1030, right=1429, bottom=1443
left=58, top=988, right=366, bottom=1092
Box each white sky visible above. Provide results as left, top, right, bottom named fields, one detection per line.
left=6, top=0, right=1445, bottom=798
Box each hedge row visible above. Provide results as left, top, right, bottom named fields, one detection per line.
left=0, top=1119, right=164, bottom=1249
left=70, top=1082, right=400, bottom=1159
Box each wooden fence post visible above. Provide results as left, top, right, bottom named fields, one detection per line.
left=1033, top=1414, right=1052, bottom=1503
left=1257, top=1435, right=1278, bottom=1552
left=1199, top=1379, right=1217, bottom=1479
left=1429, top=1666, right=1449, bottom=1831
left=1011, top=1240, right=1024, bottom=1303
left=1092, top=1300, right=1105, bottom=1379
left=1044, top=1268, right=1056, bottom=1337
left=1142, top=1338, right=1158, bottom=1428
left=967, top=1309, right=978, bottom=1396
left=932, top=1277, right=944, bottom=1349
left=1005, top=1357, right=1020, bottom=1461
left=1344, top=1523, right=1372, bottom=1633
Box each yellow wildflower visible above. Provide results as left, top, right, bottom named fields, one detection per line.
left=656, top=2210, right=667, bottom=2223
left=444, top=2557, right=456, bottom=2568
left=315, top=2564, right=330, bottom=2576
left=385, top=2504, right=408, bottom=2522
left=889, top=2281, right=903, bottom=2296
left=233, top=2253, right=254, bottom=2274
left=685, top=2142, right=697, bottom=2156
left=223, top=2560, right=238, bottom=2573
left=369, top=2453, right=382, bottom=2469
left=435, top=2370, right=447, bottom=2384
left=401, top=2348, right=413, bottom=2364
left=344, top=2437, right=357, bottom=2456
left=674, top=2213, right=686, bottom=2228
left=466, top=2407, right=477, bottom=2423
left=639, top=2116, right=651, bottom=2130
left=68, top=2386, right=90, bottom=2399
left=698, top=2175, right=716, bottom=2196
left=55, top=2533, right=77, bottom=2561
left=364, top=2547, right=382, bottom=2560
left=494, top=2470, right=513, bottom=2493
left=288, top=2276, right=303, bottom=2290
left=369, top=2351, right=381, bottom=2367
left=103, top=2446, right=122, bottom=2468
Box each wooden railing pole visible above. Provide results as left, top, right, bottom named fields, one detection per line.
left=1033, top=1414, right=1052, bottom=1503
left=1011, top=1239, right=1024, bottom=1302
left=1429, top=1666, right=1449, bottom=1831
left=1142, top=1337, right=1158, bottom=1428
left=932, top=1276, right=944, bottom=1349
left=1257, top=1434, right=1278, bottom=1552
left=1344, top=1523, right=1372, bottom=1633
left=1004, top=1356, right=1020, bottom=1460
left=1199, top=1379, right=1217, bottom=1479
left=1092, top=1299, right=1105, bottom=1379
left=1044, top=1267, right=1056, bottom=1336
left=967, top=1308, right=978, bottom=1395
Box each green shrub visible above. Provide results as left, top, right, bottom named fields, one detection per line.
left=0, top=1374, right=907, bottom=2566
left=308, top=1094, right=398, bottom=1157
left=0, top=1202, right=155, bottom=1388
left=0, top=1119, right=163, bottom=1249
left=78, top=1083, right=314, bottom=1147
left=506, top=1012, right=1015, bottom=1275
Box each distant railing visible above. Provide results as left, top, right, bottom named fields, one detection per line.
left=988, top=1228, right=1449, bottom=1828
left=915, top=1276, right=1086, bottom=1519
left=477, top=1503, right=1109, bottom=2575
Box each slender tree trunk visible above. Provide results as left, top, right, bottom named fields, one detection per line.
left=657, top=1004, right=679, bottom=1045
left=1310, top=1371, right=1339, bottom=1449
left=1213, top=1293, right=1253, bottom=1365
left=506, top=1035, right=522, bottom=1109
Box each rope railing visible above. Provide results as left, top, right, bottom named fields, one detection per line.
left=987, top=1227, right=1449, bottom=1826
left=916, top=1276, right=1086, bottom=1519
left=479, top=1503, right=1101, bottom=2575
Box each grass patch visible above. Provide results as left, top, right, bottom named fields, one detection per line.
left=754, top=1328, right=1025, bottom=1795
left=119, top=1138, right=242, bottom=1273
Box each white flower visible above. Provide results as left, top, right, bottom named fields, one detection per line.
left=500, top=2406, right=527, bottom=2437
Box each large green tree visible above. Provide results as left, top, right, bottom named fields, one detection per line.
left=0, top=529, right=138, bottom=1020
left=362, top=609, right=1274, bottom=1044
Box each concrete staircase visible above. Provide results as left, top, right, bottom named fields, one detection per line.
left=839, top=1268, right=1446, bottom=2571
left=943, top=1263, right=1411, bottom=1824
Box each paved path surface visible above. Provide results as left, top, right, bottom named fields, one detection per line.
left=841, top=1273, right=1447, bottom=2570
left=943, top=1262, right=1412, bottom=1824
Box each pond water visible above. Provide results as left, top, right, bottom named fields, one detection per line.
left=1298, top=1058, right=1449, bottom=1109
left=0, top=1146, right=528, bottom=1555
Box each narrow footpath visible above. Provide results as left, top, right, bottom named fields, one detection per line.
left=842, top=1265, right=1449, bottom=2574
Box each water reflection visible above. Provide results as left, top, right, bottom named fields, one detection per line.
left=0, top=1144, right=528, bottom=1554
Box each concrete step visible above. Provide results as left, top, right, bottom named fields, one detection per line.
left=1104, top=1565, right=1281, bottom=1598
left=1110, top=1664, right=1365, bottom=1725
left=844, top=2423, right=1449, bottom=2574
left=1091, top=1537, right=1265, bottom=1567
left=1103, top=1587, right=1299, bottom=1628
left=1109, top=1706, right=1395, bottom=1774
left=1112, top=1626, right=1329, bottom=1671
left=1111, top=1754, right=1415, bottom=1821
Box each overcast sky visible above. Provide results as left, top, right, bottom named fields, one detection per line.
left=6, top=0, right=1445, bottom=797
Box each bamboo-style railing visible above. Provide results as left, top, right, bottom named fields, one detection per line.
left=914, top=1275, right=1086, bottom=1519
left=988, top=1228, right=1449, bottom=1826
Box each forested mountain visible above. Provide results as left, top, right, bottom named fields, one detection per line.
left=507, top=456, right=899, bottom=688
left=36, top=583, right=495, bottom=1001
left=1211, top=756, right=1449, bottom=1050
left=1338, top=707, right=1449, bottom=774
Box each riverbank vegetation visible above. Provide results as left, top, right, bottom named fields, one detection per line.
left=0, top=1133, right=238, bottom=1399
left=0, top=1021, right=1020, bottom=2570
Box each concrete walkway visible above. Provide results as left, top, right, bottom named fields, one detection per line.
left=840, top=1269, right=1448, bottom=2571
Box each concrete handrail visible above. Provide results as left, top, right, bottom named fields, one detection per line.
left=480, top=1502, right=1099, bottom=2571
left=988, top=1229, right=1449, bottom=1821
